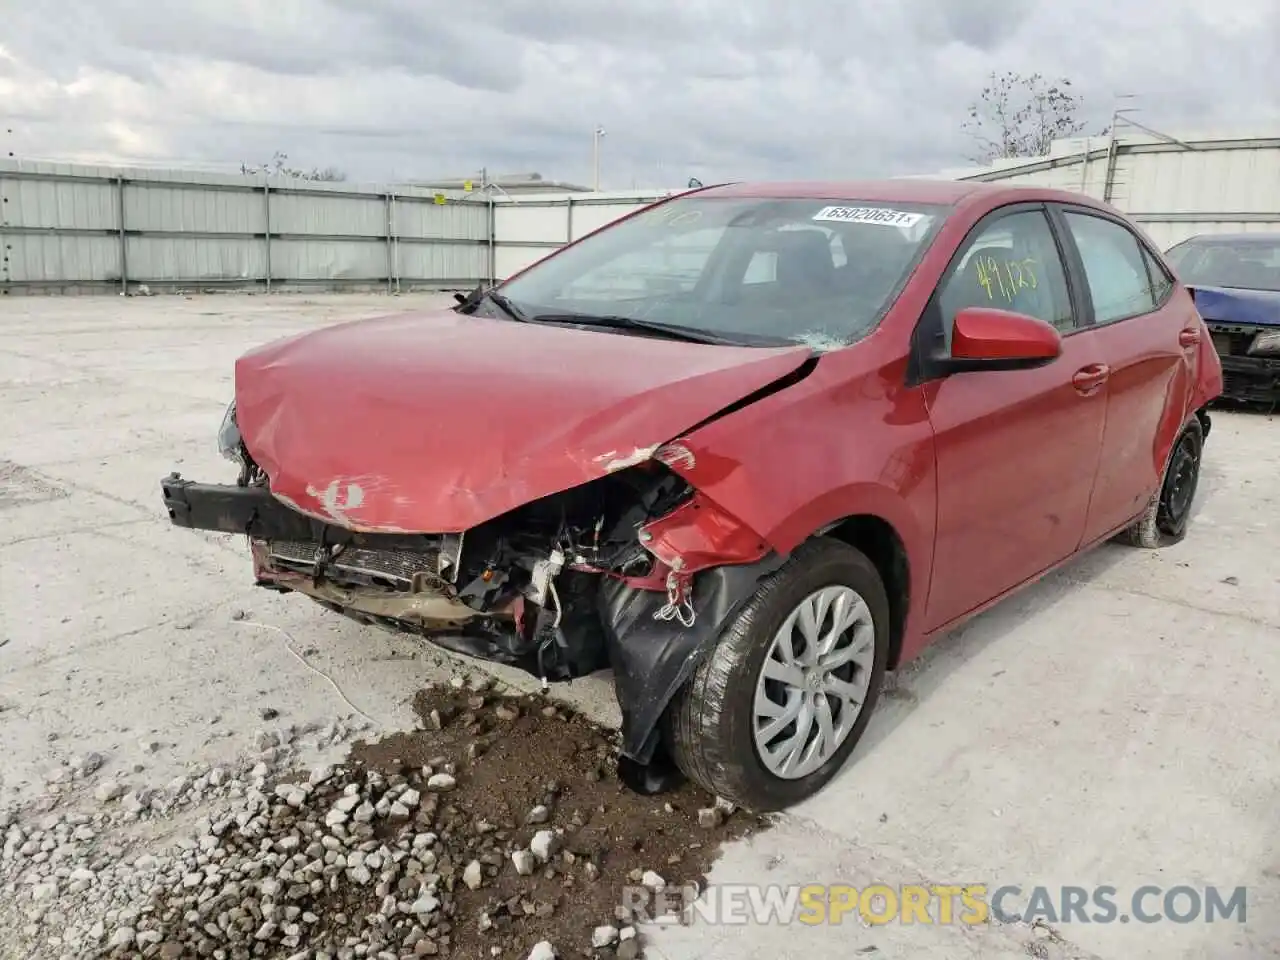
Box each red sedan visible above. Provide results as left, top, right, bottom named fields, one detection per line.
left=161, top=179, right=1223, bottom=812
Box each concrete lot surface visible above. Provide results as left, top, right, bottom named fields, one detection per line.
left=1, top=293, right=1277, bottom=959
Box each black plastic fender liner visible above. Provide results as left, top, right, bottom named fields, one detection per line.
left=598, top=552, right=788, bottom=765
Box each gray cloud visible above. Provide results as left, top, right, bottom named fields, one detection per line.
left=1, top=0, right=1277, bottom=187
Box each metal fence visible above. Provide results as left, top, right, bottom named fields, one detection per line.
left=951, top=133, right=1280, bottom=249
left=0, top=159, right=673, bottom=295
left=490, top=190, right=671, bottom=278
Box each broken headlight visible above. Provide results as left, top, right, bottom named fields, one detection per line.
left=217, top=399, right=243, bottom=463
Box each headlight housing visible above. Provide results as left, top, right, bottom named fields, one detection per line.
left=1247, top=329, right=1280, bottom=357
left=217, top=399, right=243, bottom=463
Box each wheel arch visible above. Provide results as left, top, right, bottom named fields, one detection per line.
left=819, top=514, right=911, bottom=670
left=1194, top=404, right=1212, bottom=440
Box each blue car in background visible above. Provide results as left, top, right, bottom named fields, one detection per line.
left=1165, top=232, right=1280, bottom=406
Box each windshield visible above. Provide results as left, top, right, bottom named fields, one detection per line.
left=493, top=195, right=951, bottom=348
left=1165, top=238, right=1280, bottom=292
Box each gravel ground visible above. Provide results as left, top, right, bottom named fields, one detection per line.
left=0, top=666, right=764, bottom=960
left=4, top=293, right=1278, bottom=960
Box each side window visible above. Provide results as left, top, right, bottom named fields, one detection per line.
left=936, top=209, right=1076, bottom=348
left=1061, top=212, right=1159, bottom=323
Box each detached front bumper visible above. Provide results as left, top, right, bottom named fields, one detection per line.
left=159, top=474, right=447, bottom=552
left=162, top=474, right=317, bottom=540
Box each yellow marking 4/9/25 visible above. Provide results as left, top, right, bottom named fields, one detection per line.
left=976, top=256, right=1038, bottom=303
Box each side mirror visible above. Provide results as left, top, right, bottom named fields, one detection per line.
left=942, top=306, right=1062, bottom=373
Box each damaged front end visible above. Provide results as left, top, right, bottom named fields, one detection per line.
left=1192, top=286, right=1280, bottom=406
left=163, top=415, right=779, bottom=783
left=1206, top=322, right=1280, bottom=405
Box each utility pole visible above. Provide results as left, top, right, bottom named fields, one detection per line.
left=592, top=126, right=606, bottom=191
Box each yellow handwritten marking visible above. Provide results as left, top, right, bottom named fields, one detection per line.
left=975, top=256, right=1038, bottom=303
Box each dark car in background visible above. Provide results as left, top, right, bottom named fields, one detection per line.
left=1165, top=233, right=1280, bottom=406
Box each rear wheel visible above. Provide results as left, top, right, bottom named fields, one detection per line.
left=663, top=538, right=889, bottom=812
left=1120, top=418, right=1204, bottom=549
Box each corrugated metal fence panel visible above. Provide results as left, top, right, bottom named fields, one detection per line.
left=952, top=139, right=1280, bottom=254
left=7, top=235, right=121, bottom=282
left=272, top=240, right=387, bottom=280
left=269, top=191, right=387, bottom=238
left=4, top=176, right=119, bottom=230
left=395, top=197, right=488, bottom=241
left=488, top=194, right=663, bottom=280
left=1, top=169, right=122, bottom=281
left=494, top=203, right=568, bottom=243
left=127, top=236, right=266, bottom=282
left=1, top=158, right=688, bottom=290
left=398, top=242, right=488, bottom=283
left=494, top=245, right=555, bottom=280
left=124, top=183, right=265, bottom=234
left=1121, top=147, right=1280, bottom=215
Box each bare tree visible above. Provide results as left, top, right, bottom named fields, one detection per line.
left=963, top=72, right=1101, bottom=164
left=241, top=151, right=346, bottom=182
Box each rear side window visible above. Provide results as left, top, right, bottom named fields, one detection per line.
left=1061, top=212, right=1161, bottom=323
left=1140, top=246, right=1174, bottom=302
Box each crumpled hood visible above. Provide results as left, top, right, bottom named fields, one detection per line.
left=234, top=308, right=812, bottom=532
left=1190, top=285, right=1280, bottom=327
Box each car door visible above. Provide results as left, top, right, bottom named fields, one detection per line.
left=1048, top=204, right=1192, bottom=543
left=916, top=204, right=1109, bottom=632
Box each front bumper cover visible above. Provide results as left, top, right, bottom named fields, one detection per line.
left=160, top=474, right=442, bottom=551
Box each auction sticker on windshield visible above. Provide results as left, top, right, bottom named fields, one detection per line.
left=812, top=206, right=924, bottom=228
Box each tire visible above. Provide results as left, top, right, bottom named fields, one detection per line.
left=662, top=537, right=890, bottom=812
left=1119, top=417, right=1205, bottom=549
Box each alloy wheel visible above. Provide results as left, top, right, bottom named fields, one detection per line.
left=752, top=585, right=876, bottom=780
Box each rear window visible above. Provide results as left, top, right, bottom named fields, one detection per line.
left=1165, top=238, right=1280, bottom=292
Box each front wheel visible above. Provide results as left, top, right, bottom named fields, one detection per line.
left=662, top=538, right=889, bottom=812
left=1119, top=417, right=1205, bottom=549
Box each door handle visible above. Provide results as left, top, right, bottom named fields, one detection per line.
left=1179, top=328, right=1200, bottom=347
left=1072, top=363, right=1110, bottom=394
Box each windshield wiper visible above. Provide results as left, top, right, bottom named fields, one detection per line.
left=527, top=311, right=738, bottom=345
left=454, top=285, right=530, bottom=323
left=484, top=290, right=529, bottom=323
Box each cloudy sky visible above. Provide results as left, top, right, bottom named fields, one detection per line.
left=2, top=0, right=1278, bottom=188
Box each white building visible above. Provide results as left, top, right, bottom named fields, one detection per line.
left=916, top=124, right=1280, bottom=250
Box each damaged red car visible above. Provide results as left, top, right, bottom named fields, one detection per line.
left=161, top=180, right=1222, bottom=812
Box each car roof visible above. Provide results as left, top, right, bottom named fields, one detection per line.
left=698, top=178, right=1116, bottom=211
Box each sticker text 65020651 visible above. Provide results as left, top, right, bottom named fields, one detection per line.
left=812, top=206, right=924, bottom=228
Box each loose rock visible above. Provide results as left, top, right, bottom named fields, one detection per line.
left=427, top=773, right=457, bottom=792
left=592, top=925, right=620, bottom=947
left=92, top=780, right=124, bottom=803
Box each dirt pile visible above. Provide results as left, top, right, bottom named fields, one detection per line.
left=0, top=679, right=766, bottom=959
